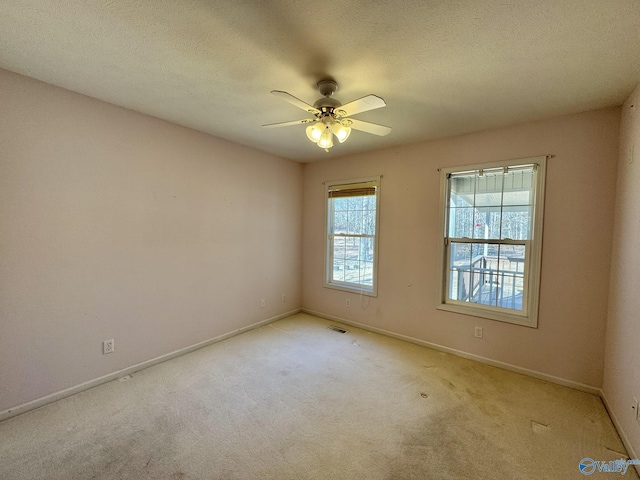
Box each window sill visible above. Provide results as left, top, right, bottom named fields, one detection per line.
left=324, top=283, right=377, bottom=297
left=437, top=302, right=537, bottom=328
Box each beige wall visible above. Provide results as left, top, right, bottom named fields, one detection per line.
left=0, top=69, right=303, bottom=412
left=302, top=108, right=620, bottom=388
left=603, top=83, right=640, bottom=457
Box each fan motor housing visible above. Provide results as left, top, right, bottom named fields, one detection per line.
left=313, top=79, right=341, bottom=111
left=313, top=97, right=341, bottom=110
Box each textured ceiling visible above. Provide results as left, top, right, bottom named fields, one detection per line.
left=1, top=1, right=640, bottom=162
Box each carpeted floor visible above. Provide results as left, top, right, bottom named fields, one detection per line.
left=0, top=313, right=636, bottom=479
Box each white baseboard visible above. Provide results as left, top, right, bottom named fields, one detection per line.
left=0, top=308, right=302, bottom=423
left=600, top=390, right=640, bottom=474
left=302, top=308, right=601, bottom=396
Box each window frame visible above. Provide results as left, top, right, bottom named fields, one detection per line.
left=436, top=156, right=547, bottom=327
left=324, top=176, right=381, bottom=297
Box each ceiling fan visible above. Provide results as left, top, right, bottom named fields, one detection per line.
left=262, top=79, right=391, bottom=152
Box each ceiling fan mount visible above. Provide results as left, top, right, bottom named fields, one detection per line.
left=316, top=79, right=338, bottom=97
left=263, top=78, right=391, bottom=152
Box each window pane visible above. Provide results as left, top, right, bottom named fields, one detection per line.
left=332, top=237, right=346, bottom=262
left=501, top=206, right=531, bottom=240
left=347, top=209, right=363, bottom=234
left=448, top=242, right=484, bottom=302
left=333, top=259, right=345, bottom=282
left=361, top=237, right=374, bottom=262
left=334, top=197, right=348, bottom=211
left=361, top=261, right=374, bottom=286
left=363, top=210, right=376, bottom=235
left=495, top=244, right=526, bottom=311
left=328, top=236, right=375, bottom=287
left=449, top=241, right=470, bottom=302
left=448, top=167, right=535, bottom=242
left=331, top=236, right=375, bottom=286
left=473, top=208, right=502, bottom=239
left=475, top=173, right=503, bottom=207
left=363, top=195, right=376, bottom=211
left=347, top=196, right=363, bottom=210
left=344, top=237, right=359, bottom=261
left=448, top=242, right=527, bottom=312
left=331, top=194, right=377, bottom=237
left=450, top=175, right=476, bottom=207
left=497, top=244, right=526, bottom=270
left=333, top=210, right=348, bottom=234
left=503, top=170, right=534, bottom=206
left=331, top=236, right=346, bottom=283
left=449, top=207, right=474, bottom=238
left=344, top=260, right=359, bottom=283
left=450, top=242, right=471, bottom=268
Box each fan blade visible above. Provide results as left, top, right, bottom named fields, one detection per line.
left=262, top=118, right=318, bottom=128
left=335, top=94, right=386, bottom=117
left=346, top=118, right=392, bottom=136
left=271, top=91, right=320, bottom=115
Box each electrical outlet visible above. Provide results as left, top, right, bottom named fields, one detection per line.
left=474, top=326, right=483, bottom=339
left=260, top=298, right=265, bottom=308
left=345, top=298, right=351, bottom=307
left=281, top=294, right=286, bottom=302
left=103, top=339, right=115, bottom=354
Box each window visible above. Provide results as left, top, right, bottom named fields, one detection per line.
left=325, top=177, right=380, bottom=296
left=437, top=156, right=547, bottom=327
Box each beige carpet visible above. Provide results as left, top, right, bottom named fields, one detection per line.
left=0, top=313, right=636, bottom=479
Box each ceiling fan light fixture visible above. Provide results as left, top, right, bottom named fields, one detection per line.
left=306, top=123, right=323, bottom=142
left=317, top=125, right=334, bottom=149
left=332, top=123, right=351, bottom=143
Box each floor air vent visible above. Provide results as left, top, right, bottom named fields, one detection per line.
left=328, top=326, right=348, bottom=334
